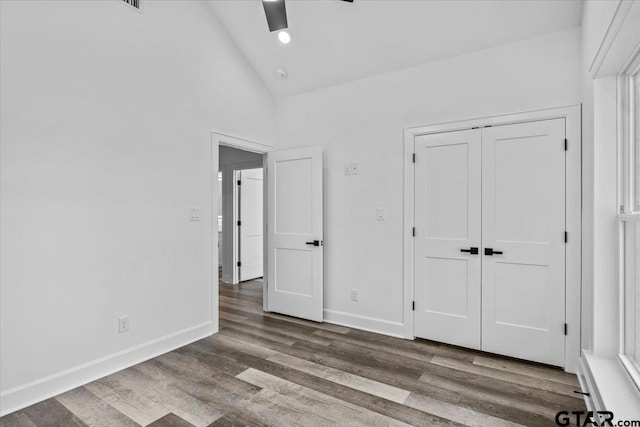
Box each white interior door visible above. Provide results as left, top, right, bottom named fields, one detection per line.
left=481, top=119, right=566, bottom=366
left=414, top=129, right=482, bottom=349
left=239, top=168, right=263, bottom=282
left=267, top=146, right=323, bottom=322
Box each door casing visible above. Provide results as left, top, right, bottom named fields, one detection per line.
left=211, top=132, right=272, bottom=334
left=403, top=105, right=582, bottom=373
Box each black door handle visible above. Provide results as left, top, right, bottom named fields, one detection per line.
left=484, top=248, right=503, bottom=256
left=306, top=240, right=321, bottom=247
left=460, top=247, right=479, bottom=255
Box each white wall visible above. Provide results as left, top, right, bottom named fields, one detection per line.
left=218, top=146, right=264, bottom=284
left=275, top=28, right=582, bottom=336
left=0, top=0, right=274, bottom=415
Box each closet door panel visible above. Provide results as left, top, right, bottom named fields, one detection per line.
left=414, top=129, right=482, bottom=349
left=481, top=119, right=566, bottom=367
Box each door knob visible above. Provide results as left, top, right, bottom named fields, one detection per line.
left=484, top=248, right=503, bottom=256
left=460, top=247, right=479, bottom=255
left=306, top=240, right=321, bottom=247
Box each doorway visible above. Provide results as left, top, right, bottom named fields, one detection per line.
left=211, top=132, right=325, bottom=328
left=219, top=145, right=265, bottom=286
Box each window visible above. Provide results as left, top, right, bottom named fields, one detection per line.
left=620, top=52, right=640, bottom=388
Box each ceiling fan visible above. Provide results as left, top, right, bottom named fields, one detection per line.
left=262, top=0, right=353, bottom=33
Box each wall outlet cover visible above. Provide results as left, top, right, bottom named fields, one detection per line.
left=118, top=315, right=130, bottom=333
left=188, top=207, right=201, bottom=221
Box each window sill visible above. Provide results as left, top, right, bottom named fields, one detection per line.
left=579, top=351, right=640, bottom=419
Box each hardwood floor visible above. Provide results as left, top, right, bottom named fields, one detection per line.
left=1, top=278, right=586, bottom=426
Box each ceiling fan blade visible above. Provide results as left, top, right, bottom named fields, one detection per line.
left=262, top=0, right=288, bottom=32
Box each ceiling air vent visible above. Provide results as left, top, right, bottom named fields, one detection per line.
left=120, top=0, right=142, bottom=12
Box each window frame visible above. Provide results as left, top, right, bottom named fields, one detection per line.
left=617, top=51, right=640, bottom=391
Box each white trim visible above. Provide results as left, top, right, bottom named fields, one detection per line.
left=0, top=321, right=213, bottom=417
left=579, top=352, right=640, bottom=419
left=576, top=362, right=597, bottom=414
left=323, top=309, right=405, bottom=338
left=590, top=0, right=632, bottom=78
left=211, top=132, right=272, bottom=314
left=402, top=128, right=416, bottom=340
left=619, top=354, right=640, bottom=392
left=578, top=354, right=605, bottom=413
left=591, top=0, right=640, bottom=79
left=403, top=105, right=582, bottom=373
left=618, top=48, right=640, bottom=389
left=214, top=132, right=272, bottom=155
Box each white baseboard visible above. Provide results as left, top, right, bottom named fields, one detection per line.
left=0, top=321, right=215, bottom=417
left=323, top=309, right=406, bottom=338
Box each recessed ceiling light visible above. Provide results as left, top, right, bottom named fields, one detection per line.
left=278, top=30, right=291, bottom=44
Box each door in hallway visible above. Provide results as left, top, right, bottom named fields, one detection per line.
left=238, top=168, right=263, bottom=282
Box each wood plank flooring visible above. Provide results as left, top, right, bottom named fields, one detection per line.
left=0, top=278, right=586, bottom=426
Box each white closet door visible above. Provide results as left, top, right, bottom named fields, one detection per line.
left=239, top=168, right=263, bottom=282
left=481, top=119, right=566, bottom=366
left=414, top=129, right=482, bottom=349
left=267, top=146, right=323, bottom=322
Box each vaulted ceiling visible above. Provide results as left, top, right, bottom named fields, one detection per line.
left=207, top=0, right=583, bottom=99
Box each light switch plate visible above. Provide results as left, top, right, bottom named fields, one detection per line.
left=344, top=163, right=359, bottom=175
left=188, top=207, right=201, bottom=221
left=376, top=207, right=385, bottom=220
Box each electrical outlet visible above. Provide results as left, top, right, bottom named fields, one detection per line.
left=118, top=315, right=130, bottom=333
left=350, top=289, right=359, bottom=302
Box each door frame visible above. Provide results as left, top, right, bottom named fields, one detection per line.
left=403, top=105, right=582, bottom=373
left=211, top=132, right=272, bottom=333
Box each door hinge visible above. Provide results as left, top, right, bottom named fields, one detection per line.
left=412, top=227, right=416, bottom=237
left=412, top=301, right=415, bottom=311
left=564, top=231, right=568, bottom=243
left=237, top=180, right=241, bottom=186
left=237, top=220, right=241, bottom=226
left=412, top=153, right=416, bottom=163
left=237, top=261, right=241, bottom=267
left=564, top=323, right=568, bottom=335
left=564, top=138, right=568, bottom=151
